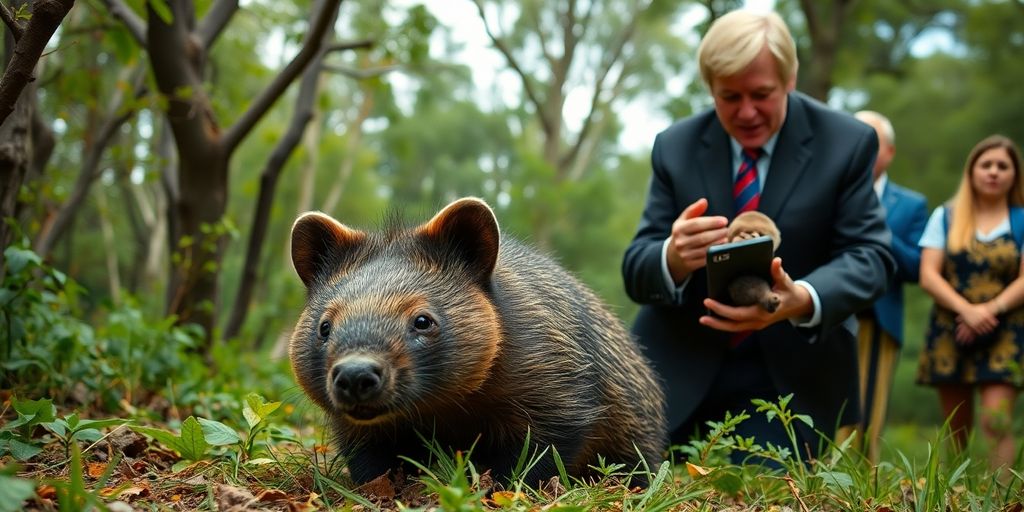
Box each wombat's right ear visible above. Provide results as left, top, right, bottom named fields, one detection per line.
left=290, top=212, right=366, bottom=288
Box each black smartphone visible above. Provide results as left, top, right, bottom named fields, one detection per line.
left=705, top=235, right=774, bottom=307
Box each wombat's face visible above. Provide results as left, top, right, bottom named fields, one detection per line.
left=288, top=198, right=503, bottom=426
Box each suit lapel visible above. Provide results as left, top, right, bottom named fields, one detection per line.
left=697, top=118, right=736, bottom=217
left=759, top=93, right=813, bottom=219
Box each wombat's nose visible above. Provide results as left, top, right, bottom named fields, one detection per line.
left=331, top=360, right=384, bottom=402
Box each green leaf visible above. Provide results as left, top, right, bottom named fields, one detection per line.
left=73, top=418, right=130, bottom=433
left=794, top=414, right=814, bottom=428
left=198, top=418, right=240, bottom=446
left=178, top=417, right=208, bottom=460
left=147, top=0, right=173, bottom=24
left=70, top=429, right=103, bottom=444
left=243, top=393, right=280, bottom=429
left=0, top=288, right=14, bottom=306
left=9, top=439, right=42, bottom=461
left=132, top=425, right=184, bottom=455
left=711, top=469, right=744, bottom=495
left=3, top=247, right=41, bottom=275
left=42, top=419, right=68, bottom=438
left=0, top=474, right=36, bottom=512
left=13, top=397, right=56, bottom=422
left=817, top=470, right=854, bottom=490
left=4, top=398, right=56, bottom=434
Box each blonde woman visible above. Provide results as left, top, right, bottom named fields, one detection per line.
left=918, top=134, right=1024, bottom=471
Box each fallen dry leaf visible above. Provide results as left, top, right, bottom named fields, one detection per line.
left=686, top=462, right=712, bottom=478
left=287, top=492, right=320, bottom=512
left=98, top=482, right=150, bottom=499
left=488, top=490, right=527, bottom=507
left=87, top=462, right=109, bottom=478
left=37, top=485, right=57, bottom=500
left=357, top=473, right=396, bottom=500
left=215, top=483, right=256, bottom=511
left=255, top=488, right=289, bottom=502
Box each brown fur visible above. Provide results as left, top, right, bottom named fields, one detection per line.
left=727, top=210, right=781, bottom=250
left=288, top=198, right=667, bottom=487
left=725, top=211, right=781, bottom=312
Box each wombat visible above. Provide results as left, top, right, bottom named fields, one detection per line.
left=725, top=211, right=782, bottom=312
left=288, top=197, right=667, bottom=487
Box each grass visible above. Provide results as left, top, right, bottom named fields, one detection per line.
left=3, top=246, right=1024, bottom=510
left=3, top=387, right=1023, bottom=510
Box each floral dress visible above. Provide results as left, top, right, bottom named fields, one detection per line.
left=917, top=231, right=1024, bottom=386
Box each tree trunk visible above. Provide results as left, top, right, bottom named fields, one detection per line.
left=138, top=0, right=343, bottom=350
left=798, top=0, right=855, bottom=101
left=0, top=27, right=31, bottom=281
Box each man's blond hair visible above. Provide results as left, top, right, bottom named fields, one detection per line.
left=698, top=9, right=797, bottom=88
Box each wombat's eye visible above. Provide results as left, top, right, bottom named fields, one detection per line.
left=412, top=315, right=435, bottom=331
left=318, top=320, right=331, bottom=340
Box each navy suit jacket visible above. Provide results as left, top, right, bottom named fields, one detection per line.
left=872, top=181, right=929, bottom=346
left=622, top=92, right=896, bottom=438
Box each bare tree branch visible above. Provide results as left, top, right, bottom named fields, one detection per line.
left=322, top=63, right=399, bottom=79
left=0, top=0, right=75, bottom=126
left=560, top=2, right=640, bottom=173
left=34, top=66, right=148, bottom=257
left=524, top=2, right=556, bottom=69
left=224, top=1, right=342, bottom=340
left=100, top=0, right=145, bottom=45
left=221, top=0, right=342, bottom=152
left=326, top=38, right=374, bottom=53
left=1, top=1, right=25, bottom=40
left=196, top=0, right=238, bottom=49
left=472, top=0, right=552, bottom=137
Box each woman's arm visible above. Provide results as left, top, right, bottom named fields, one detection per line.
left=919, top=247, right=998, bottom=339
left=988, top=255, right=1024, bottom=314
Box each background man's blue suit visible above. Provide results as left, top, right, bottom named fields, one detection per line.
left=874, top=182, right=929, bottom=345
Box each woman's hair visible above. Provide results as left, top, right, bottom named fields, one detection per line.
left=697, top=9, right=797, bottom=89
left=947, top=134, right=1024, bottom=252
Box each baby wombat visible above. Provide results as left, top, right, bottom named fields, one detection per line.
left=288, top=197, right=666, bottom=486
left=726, top=211, right=782, bottom=312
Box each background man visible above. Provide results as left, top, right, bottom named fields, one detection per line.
left=852, top=110, right=929, bottom=463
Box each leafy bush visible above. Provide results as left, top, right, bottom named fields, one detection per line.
left=1, top=245, right=203, bottom=410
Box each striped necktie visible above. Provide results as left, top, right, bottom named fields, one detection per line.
left=733, top=147, right=762, bottom=213
left=730, top=147, right=763, bottom=348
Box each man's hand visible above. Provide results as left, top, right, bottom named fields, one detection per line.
left=666, top=198, right=729, bottom=283
left=699, top=257, right=813, bottom=332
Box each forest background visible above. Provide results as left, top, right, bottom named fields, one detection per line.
left=2, top=0, right=1024, bottom=505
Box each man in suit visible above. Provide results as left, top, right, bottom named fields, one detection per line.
left=621, top=9, right=896, bottom=461
left=851, top=110, right=929, bottom=463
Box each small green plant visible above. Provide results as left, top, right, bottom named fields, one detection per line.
left=239, top=392, right=282, bottom=459
left=0, top=397, right=57, bottom=460
left=130, top=393, right=284, bottom=472
left=42, top=413, right=132, bottom=458
left=674, top=409, right=753, bottom=466
left=404, top=449, right=489, bottom=512
left=751, top=393, right=814, bottom=469
left=133, top=416, right=221, bottom=471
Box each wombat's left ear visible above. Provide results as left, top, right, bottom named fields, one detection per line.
left=417, top=197, right=499, bottom=283
left=291, top=212, right=366, bottom=288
